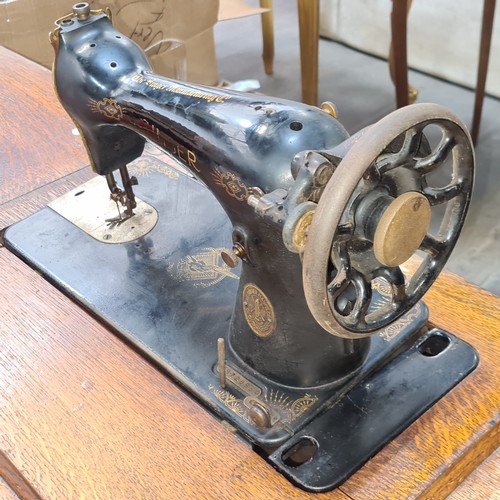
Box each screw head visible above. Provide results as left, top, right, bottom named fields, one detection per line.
left=249, top=403, right=271, bottom=428
left=73, top=3, right=91, bottom=20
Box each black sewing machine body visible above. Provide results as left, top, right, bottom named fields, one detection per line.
left=3, top=4, right=479, bottom=492
left=53, top=9, right=375, bottom=389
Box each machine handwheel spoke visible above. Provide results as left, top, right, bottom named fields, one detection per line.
left=415, top=129, right=456, bottom=174
left=375, top=126, right=423, bottom=174
left=328, top=241, right=350, bottom=292
left=328, top=242, right=410, bottom=328
left=345, top=271, right=372, bottom=328
left=328, top=243, right=373, bottom=329
left=373, top=265, right=406, bottom=304
left=419, top=234, right=446, bottom=256
left=423, top=182, right=463, bottom=205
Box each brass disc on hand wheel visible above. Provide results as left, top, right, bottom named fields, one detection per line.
left=373, top=191, right=431, bottom=267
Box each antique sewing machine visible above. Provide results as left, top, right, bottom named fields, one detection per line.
left=4, top=3, right=478, bottom=492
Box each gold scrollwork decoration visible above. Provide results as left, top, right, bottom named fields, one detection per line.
left=170, top=247, right=239, bottom=288
left=209, top=384, right=250, bottom=423
left=212, top=168, right=248, bottom=201
left=209, top=384, right=319, bottom=427
left=372, top=278, right=423, bottom=342
left=128, top=156, right=180, bottom=180
left=89, top=97, right=124, bottom=121
left=288, top=394, right=319, bottom=422
left=378, top=303, right=423, bottom=342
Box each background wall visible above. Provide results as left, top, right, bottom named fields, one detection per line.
left=319, top=0, right=500, bottom=98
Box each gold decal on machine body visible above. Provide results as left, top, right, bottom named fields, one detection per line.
left=212, top=169, right=249, bottom=202
left=89, top=98, right=123, bottom=120
left=131, top=74, right=230, bottom=103
left=242, top=284, right=276, bottom=337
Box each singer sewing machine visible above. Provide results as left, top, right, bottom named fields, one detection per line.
left=3, top=4, right=479, bottom=492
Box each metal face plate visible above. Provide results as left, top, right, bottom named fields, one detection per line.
left=49, top=176, right=158, bottom=244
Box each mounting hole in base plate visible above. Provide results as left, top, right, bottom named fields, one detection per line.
left=282, top=437, right=318, bottom=467
left=418, top=333, right=451, bottom=357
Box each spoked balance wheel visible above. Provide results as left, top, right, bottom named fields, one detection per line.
left=303, top=103, right=474, bottom=339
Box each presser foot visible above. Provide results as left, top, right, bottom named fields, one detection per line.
left=105, top=167, right=140, bottom=222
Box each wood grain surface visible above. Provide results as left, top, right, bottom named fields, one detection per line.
left=0, top=475, right=21, bottom=500
left=297, top=0, right=319, bottom=105
left=0, top=46, right=498, bottom=499
left=0, top=453, right=40, bottom=500
left=0, top=46, right=87, bottom=205
left=0, top=167, right=94, bottom=231
left=449, top=448, right=499, bottom=499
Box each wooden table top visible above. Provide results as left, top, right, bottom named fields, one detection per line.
left=0, top=46, right=498, bottom=499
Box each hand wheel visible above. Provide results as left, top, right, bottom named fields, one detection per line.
left=303, top=103, right=474, bottom=339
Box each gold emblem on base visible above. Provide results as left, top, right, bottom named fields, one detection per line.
left=171, top=247, right=239, bottom=288
left=242, top=284, right=276, bottom=337
left=209, top=384, right=318, bottom=426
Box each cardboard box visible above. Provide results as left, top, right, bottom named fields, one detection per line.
left=0, top=0, right=219, bottom=85
left=218, top=0, right=267, bottom=22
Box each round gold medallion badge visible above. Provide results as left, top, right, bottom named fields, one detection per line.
left=242, top=284, right=276, bottom=338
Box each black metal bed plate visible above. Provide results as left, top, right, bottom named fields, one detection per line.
left=4, top=157, right=478, bottom=491
left=268, top=327, right=478, bottom=491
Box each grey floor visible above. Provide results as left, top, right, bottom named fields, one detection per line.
left=214, top=0, right=500, bottom=296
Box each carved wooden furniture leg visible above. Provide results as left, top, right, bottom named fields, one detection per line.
left=260, top=0, right=274, bottom=75
left=389, top=0, right=416, bottom=107
left=471, top=0, right=496, bottom=144
left=298, top=0, right=319, bottom=105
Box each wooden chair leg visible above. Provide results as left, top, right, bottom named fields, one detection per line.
left=471, top=0, right=496, bottom=144
left=260, top=0, right=274, bottom=75
left=389, top=0, right=412, bottom=108
left=297, top=0, right=319, bottom=105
